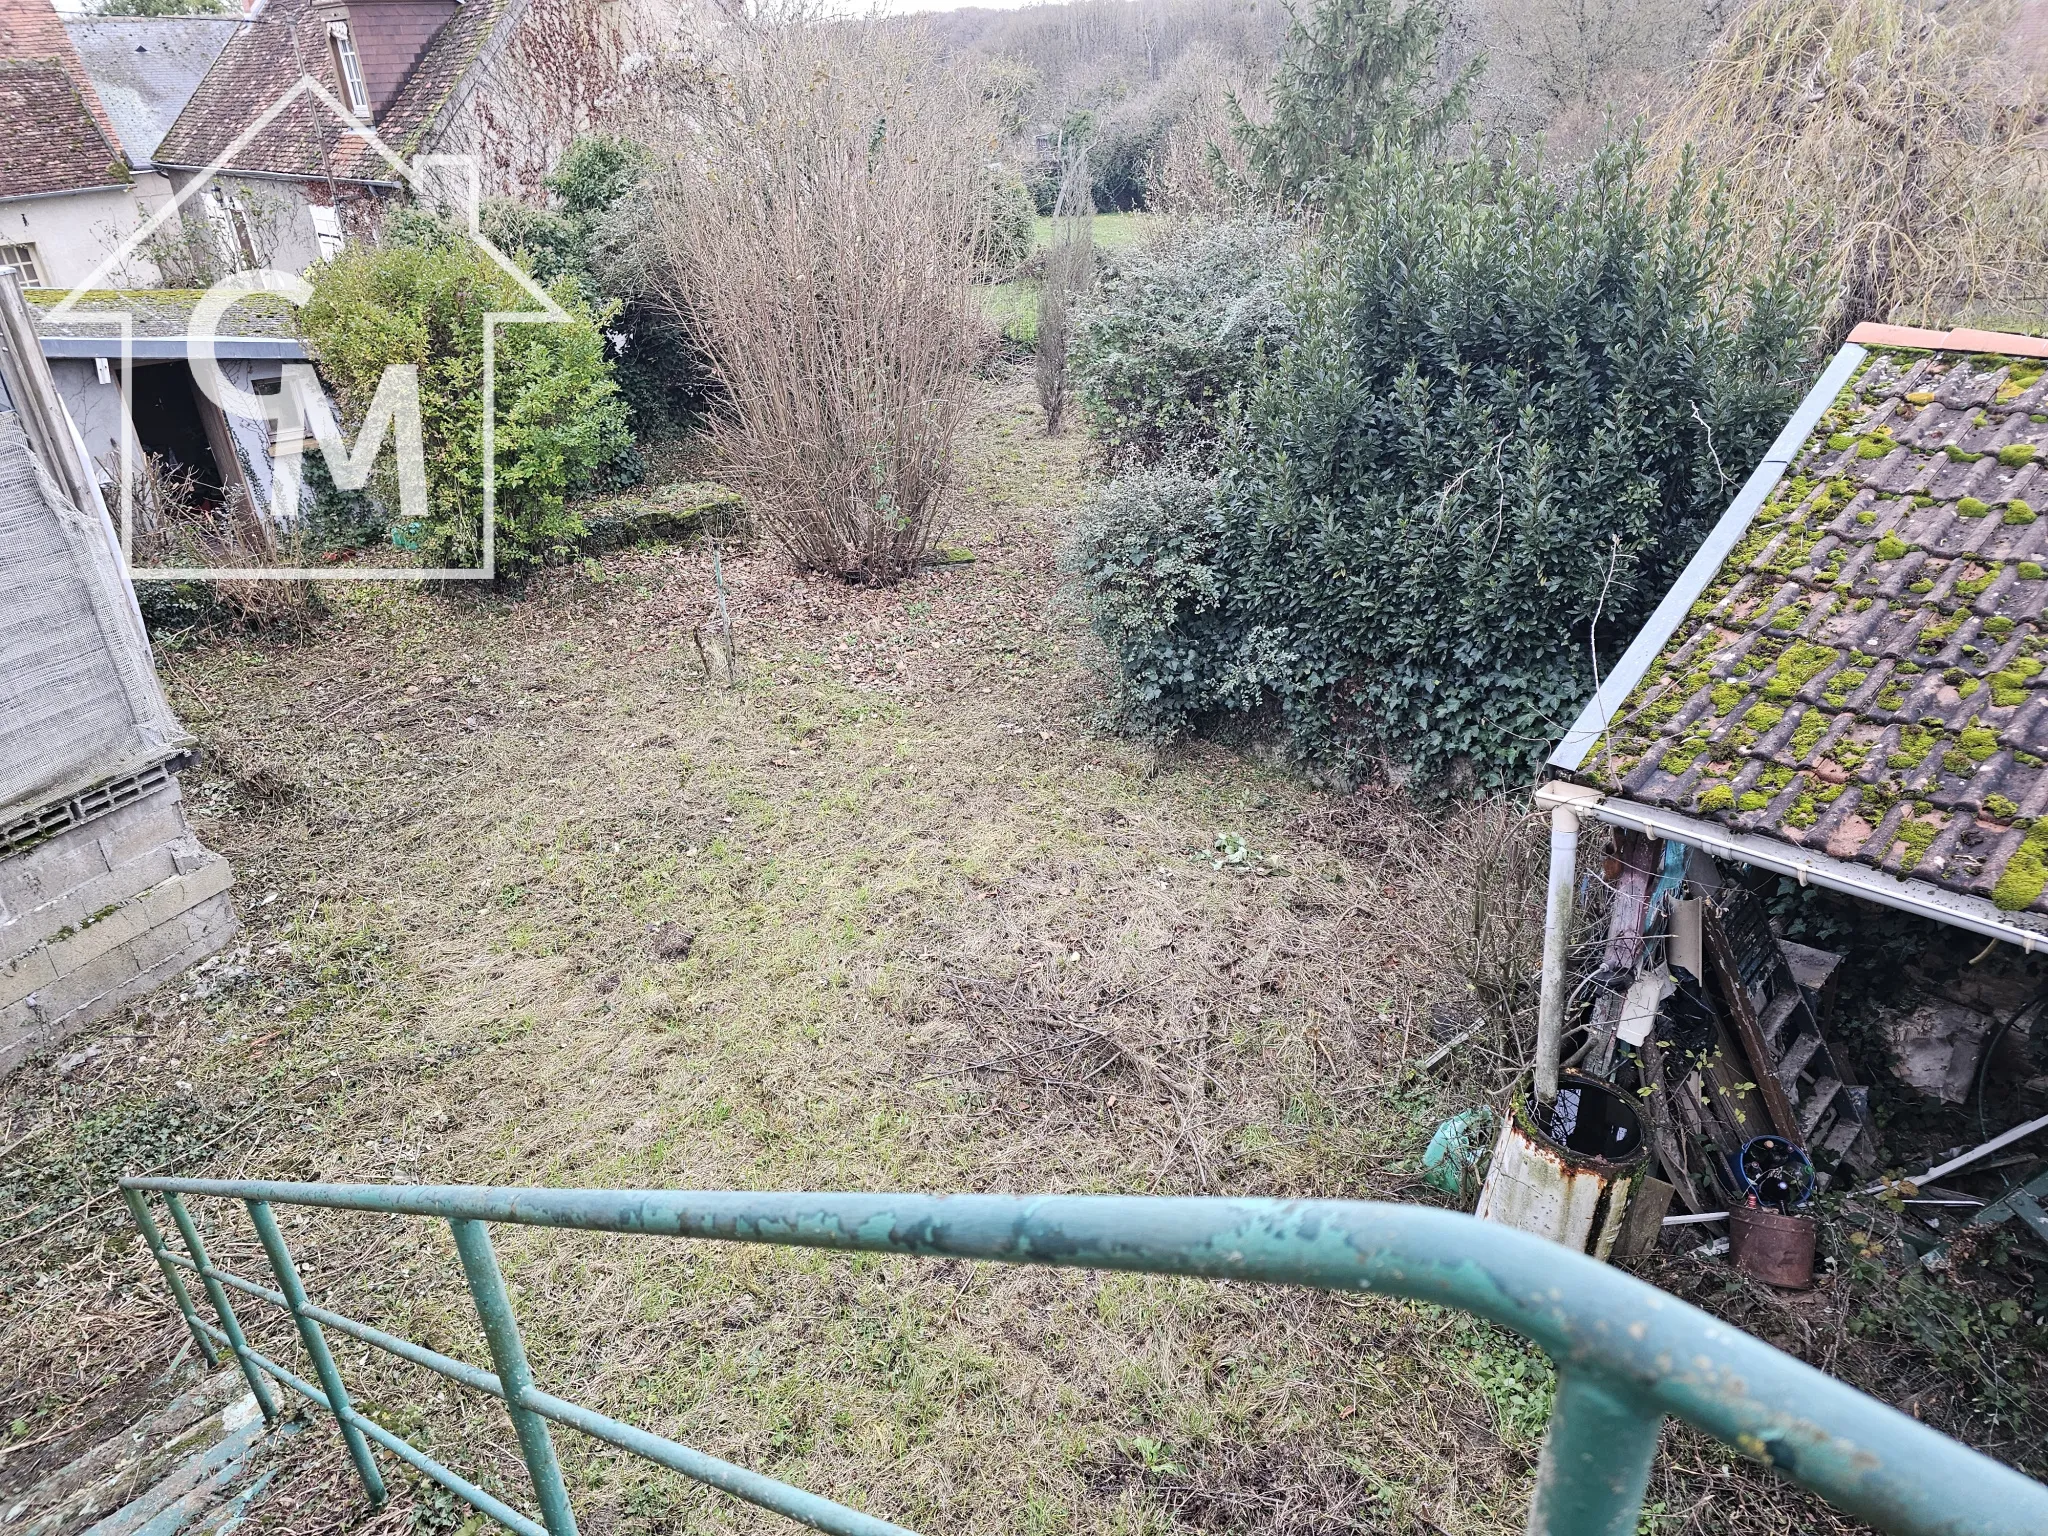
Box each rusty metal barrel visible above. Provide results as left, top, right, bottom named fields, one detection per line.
left=1475, top=1074, right=1648, bottom=1259
left=1729, top=1205, right=1818, bottom=1288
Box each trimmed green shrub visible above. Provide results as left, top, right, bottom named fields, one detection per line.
left=1068, top=462, right=1227, bottom=714
left=1089, top=107, right=1172, bottom=212
left=979, top=166, right=1037, bottom=275
left=302, top=239, right=630, bottom=580
left=1074, top=142, right=1817, bottom=786
left=1072, top=221, right=1297, bottom=467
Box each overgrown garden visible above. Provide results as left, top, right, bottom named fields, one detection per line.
left=14, top=0, right=2048, bottom=1530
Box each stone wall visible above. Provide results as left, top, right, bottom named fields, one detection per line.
left=0, top=775, right=235, bottom=1078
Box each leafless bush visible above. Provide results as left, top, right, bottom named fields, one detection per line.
left=1652, top=0, right=2048, bottom=342
left=1149, top=49, right=1269, bottom=218
left=125, top=451, right=319, bottom=631
left=134, top=185, right=288, bottom=289
left=641, top=12, right=999, bottom=584
left=1035, top=147, right=1095, bottom=434
left=1458, top=0, right=1719, bottom=157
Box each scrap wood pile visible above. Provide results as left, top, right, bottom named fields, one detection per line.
left=1577, top=834, right=1873, bottom=1210
left=1536, top=832, right=2048, bottom=1282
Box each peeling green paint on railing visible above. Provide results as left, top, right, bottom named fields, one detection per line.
left=119, top=1179, right=2048, bottom=1536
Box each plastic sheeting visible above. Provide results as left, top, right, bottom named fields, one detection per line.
left=0, top=407, right=188, bottom=826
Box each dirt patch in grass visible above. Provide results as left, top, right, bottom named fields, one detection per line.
left=0, top=366, right=1934, bottom=1536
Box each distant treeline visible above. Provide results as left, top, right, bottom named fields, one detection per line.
left=912, top=0, right=1730, bottom=214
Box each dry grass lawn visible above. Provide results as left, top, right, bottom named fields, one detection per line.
left=3, top=367, right=1874, bottom=1535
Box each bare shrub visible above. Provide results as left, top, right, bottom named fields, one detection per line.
left=1149, top=49, right=1271, bottom=218
left=125, top=451, right=319, bottom=631
left=1035, top=148, right=1095, bottom=434
left=642, top=13, right=999, bottom=584
left=1461, top=0, right=1721, bottom=159
left=1653, top=0, right=2048, bottom=342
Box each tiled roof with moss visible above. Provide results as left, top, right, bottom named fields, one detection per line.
left=1583, top=328, right=2048, bottom=914
left=26, top=287, right=300, bottom=338
left=0, top=58, right=126, bottom=199
left=152, top=0, right=514, bottom=180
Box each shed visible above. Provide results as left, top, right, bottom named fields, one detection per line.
left=1529, top=324, right=2048, bottom=1184
left=0, top=275, right=234, bottom=1077
left=28, top=285, right=329, bottom=522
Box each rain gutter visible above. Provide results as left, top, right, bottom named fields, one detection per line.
left=1549, top=342, right=1869, bottom=773
left=38, top=336, right=304, bottom=360
left=1535, top=781, right=2048, bottom=953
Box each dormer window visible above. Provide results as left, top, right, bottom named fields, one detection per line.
left=329, top=20, right=371, bottom=118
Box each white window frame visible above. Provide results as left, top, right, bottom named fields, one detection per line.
left=204, top=186, right=261, bottom=270
left=0, top=242, right=46, bottom=287
left=328, top=20, right=371, bottom=119
left=308, top=203, right=345, bottom=261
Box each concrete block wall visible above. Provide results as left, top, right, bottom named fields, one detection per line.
left=0, top=777, right=236, bottom=1078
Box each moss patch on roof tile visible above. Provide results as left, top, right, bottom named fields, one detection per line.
left=1995, top=822, right=2048, bottom=909
left=1896, top=817, right=1940, bottom=870
left=1582, top=342, right=2048, bottom=910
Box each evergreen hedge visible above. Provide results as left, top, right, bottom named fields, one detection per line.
left=1073, top=144, right=1817, bottom=787
left=1072, top=221, right=1297, bottom=468
left=302, top=238, right=629, bottom=580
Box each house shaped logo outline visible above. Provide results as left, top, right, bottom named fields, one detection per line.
left=47, top=74, right=573, bottom=582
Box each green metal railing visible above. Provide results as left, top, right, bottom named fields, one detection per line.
left=119, top=1179, right=2048, bottom=1536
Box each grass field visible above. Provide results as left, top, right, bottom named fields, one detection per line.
left=1032, top=212, right=1159, bottom=250
left=0, top=365, right=1961, bottom=1536
left=980, top=279, right=1037, bottom=346
left=983, top=213, right=1163, bottom=348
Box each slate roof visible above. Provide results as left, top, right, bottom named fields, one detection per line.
left=1581, top=324, right=2048, bottom=915
left=0, top=58, right=126, bottom=200
left=64, top=14, right=242, bottom=167
left=153, top=0, right=516, bottom=181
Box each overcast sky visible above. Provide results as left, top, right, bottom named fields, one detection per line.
left=868, top=0, right=1054, bottom=10
left=845, top=0, right=1066, bottom=12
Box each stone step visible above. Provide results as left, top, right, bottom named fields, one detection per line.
left=3, top=1370, right=287, bottom=1536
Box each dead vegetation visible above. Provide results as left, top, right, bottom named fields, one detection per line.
left=928, top=784, right=1544, bottom=1198
left=125, top=450, right=321, bottom=633
left=1652, top=0, right=2048, bottom=341
left=640, top=12, right=998, bottom=584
